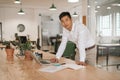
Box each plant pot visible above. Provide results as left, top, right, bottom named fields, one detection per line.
left=5, top=48, right=14, bottom=61
left=24, top=50, right=33, bottom=60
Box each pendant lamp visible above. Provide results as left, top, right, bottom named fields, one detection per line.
left=14, top=0, right=21, bottom=4
left=18, top=8, right=25, bottom=15
left=49, top=0, right=57, bottom=11
left=68, top=0, right=79, bottom=3
left=49, top=3, right=57, bottom=10
left=72, top=12, right=78, bottom=17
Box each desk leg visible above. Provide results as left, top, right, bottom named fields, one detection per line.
left=96, top=46, right=99, bottom=64
left=106, top=47, right=109, bottom=66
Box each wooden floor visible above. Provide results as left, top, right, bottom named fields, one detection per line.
left=97, top=56, right=120, bottom=73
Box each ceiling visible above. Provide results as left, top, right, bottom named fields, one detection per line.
left=96, top=0, right=120, bottom=6
left=0, top=0, right=82, bottom=15
left=0, top=0, right=119, bottom=15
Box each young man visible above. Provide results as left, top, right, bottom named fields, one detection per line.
left=50, top=12, right=96, bottom=66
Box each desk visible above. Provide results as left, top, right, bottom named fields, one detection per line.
left=0, top=44, right=6, bottom=49
left=97, top=43, right=120, bottom=66
left=0, top=49, right=120, bottom=80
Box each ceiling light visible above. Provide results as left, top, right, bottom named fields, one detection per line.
left=18, top=8, right=25, bottom=15
left=87, top=5, right=91, bottom=8
left=112, top=3, right=120, bottom=6
left=49, top=3, right=57, bottom=11
left=97, top=6, right=100, bottom=8
left=95, top=10, right=98, bottom=13
left=107, top=7, right=111, bottom=9
left=95, top=1, right=98, bottom=4
left=68, top=0, right=79, bottom=3
left=72, top=12, right=78, bottom=17
left=14, top=0, right=21, bottom=4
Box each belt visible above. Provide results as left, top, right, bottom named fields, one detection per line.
left=85, top=45, right=95, bottom=51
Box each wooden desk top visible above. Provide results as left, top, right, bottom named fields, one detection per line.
left=0, top=49, right=120, bottom=80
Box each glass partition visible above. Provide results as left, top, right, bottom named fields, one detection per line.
left=0, top=22, right=2, bottom=42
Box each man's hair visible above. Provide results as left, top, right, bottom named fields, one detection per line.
left=59, top=12, right=71, bottom=20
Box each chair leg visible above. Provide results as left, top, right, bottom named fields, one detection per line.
left=117, top=64, right=120, bottom=69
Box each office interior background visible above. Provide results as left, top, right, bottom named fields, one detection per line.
left=0, top=0, right=120, bottom=71
left=0, top=0, right=120, bottom=45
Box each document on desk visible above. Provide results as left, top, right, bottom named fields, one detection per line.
left=39, top=63, right=85, bottom=73
left=63, top=63, right=85, bottom=70
left=39, top=65, right=67, bottom=73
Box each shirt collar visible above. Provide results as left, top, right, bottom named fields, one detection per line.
left=71, top=23, right=75, bottom=32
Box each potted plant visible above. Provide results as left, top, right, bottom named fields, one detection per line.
left=3, top=41, right=15, bottom=61
left=20, top=41, right=33, bottom=60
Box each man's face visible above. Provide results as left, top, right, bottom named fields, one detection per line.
left=60, top=16, right=72, bottom=31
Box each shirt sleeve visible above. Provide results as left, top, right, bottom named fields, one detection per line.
left=78, top=30, right=86, bottom=62
left=56, top=30, right=68, bottom=59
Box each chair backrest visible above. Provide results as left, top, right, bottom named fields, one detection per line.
left=18, top=36, right=27, bottom=44
left=62, top=41, right=76, bottom=60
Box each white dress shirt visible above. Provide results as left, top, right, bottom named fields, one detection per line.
left=56, top=21, right=95, bottom=62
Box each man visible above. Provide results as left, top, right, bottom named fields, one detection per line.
left=50, top=12, right=96, bottom=66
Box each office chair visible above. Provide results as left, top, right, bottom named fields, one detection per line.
left=117, top=64, right=120, bottom=69
left=18, top=36, right=27, bottom=44
left=62, top=41, right=76, bottom=60
left=18, top=36, right=27, bottom=55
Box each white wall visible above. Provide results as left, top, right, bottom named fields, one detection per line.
left=0, top=4, right=85, bottom=46
left=0, top=7, right=38, bottom=41
left=41, top=15, right=60, bottom=37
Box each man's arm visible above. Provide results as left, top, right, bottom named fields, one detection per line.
left=56, top=36, right=68, bottom=59
left=50, top=30, right=68, bottom=63
left=77, top=30, right=87, bottom=65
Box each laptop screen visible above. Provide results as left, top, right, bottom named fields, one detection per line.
left=32, top=52, right=51, bottom=64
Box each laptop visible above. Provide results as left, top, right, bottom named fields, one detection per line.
left=31, top=52, right=51, bottom=64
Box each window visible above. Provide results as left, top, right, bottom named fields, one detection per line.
left=98, top=14, right=112, bottom=36
left=115, top=12, right=120, bottom=36
left=97, top=12, right=120, bottom=37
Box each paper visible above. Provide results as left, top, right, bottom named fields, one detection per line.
left=39, top=63, right=85, bottom=73
left=39, top=65, right=67, bottom=73
left=63, top=63, right=85, bottom=70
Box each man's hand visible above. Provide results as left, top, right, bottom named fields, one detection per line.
left=50, top=58, right=59, bottom=63
left=75, top=61, right=87, bottom=66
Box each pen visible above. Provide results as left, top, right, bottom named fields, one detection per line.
left=60, top=63, right=66, bottom=65
left=53, top=63, right=66, bottom=66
